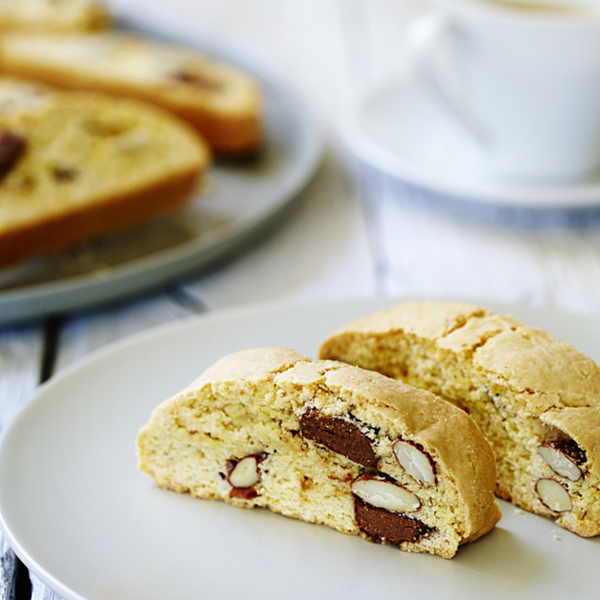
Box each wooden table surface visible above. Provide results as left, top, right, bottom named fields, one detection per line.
left=3, top=0, right=600, bottom=598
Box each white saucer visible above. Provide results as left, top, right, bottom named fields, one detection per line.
left=343, top=72, right=600, bottom=209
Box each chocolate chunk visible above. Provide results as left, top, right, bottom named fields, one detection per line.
left=171, top=70, right=224, bottom=92
left=226, top=451, right=268, bottom=476
left=229, top=487, right=259, bottom=500
left=299, top=407, right=378, bottom=468
left=354, top=496, right=434, bottom=545
left=52, top=167, right=78, bottom=182
left=0, top=130, right=26, bottom=180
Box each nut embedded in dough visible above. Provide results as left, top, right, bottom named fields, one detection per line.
left=393, top=440, right=436, bottom=487
left=352, top=474, right=421, bottom=513
left=319, top=300, right=600, bottom=537
left=136, top=347, right=501, bottom=558
left=537, top=440, right=585, bottom=482
left=535, top=478, right=572, bottom=513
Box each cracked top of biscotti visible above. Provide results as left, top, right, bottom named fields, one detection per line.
left=0, top=0, right=110, bottom=33
left=181, top=346, right=500, bottom=542
left=319, top=301, right=600, bottom=481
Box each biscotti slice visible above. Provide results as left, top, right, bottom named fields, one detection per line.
left=0, top=76, right=52, bottom=116
left=0, top=32, right=262, bottom=157
left=137, top=347, right=501, bottom=559
left=0, top=0, right=110, bottom=33
left=0, top=89, right=210, bottom=268
left=319, top=301, right=600, bottom=538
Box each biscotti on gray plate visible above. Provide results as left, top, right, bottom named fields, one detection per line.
left=137, top=347, right=501, bottom=559
left=0, top=77, right=210, bottom=268
left=0, top=0, right=110, bottom=33
left=0, top=32, right=263, bottom=157
left=319, top=301, right=600, bottom=538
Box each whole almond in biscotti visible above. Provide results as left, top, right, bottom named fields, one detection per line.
left=319, top=300, right=600, bottom=538
left=0, top=32, right=262, bottom=157
left=137, top=347, right=501, bottom=559
left=0, top=81, right=210, bottom=268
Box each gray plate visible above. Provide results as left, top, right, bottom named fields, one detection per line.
left=0, top=21, right=322, bottom=325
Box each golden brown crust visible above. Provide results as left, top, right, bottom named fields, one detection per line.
left=319, top=300, right=600, bottom=537
left=329, top=301, right=489, bottom=339
left=0, top=33, right=263, bottom=156
left=0, top=170, right=200, bottom=268
left=0, top=87, right=210, bottom=268
left=138, top=347, right=500, bottom=558
left=321, top=302, right=600, bottom=481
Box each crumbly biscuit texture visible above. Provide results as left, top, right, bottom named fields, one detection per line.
left=137, top=347, right=500, bottom=559
left=319, top=301, right=600, bottom=537
left=0, top=0, right=110, bottom=33
left=0, top=79, right=209, bottom=267
left=0, top=33, right=262, bottom=156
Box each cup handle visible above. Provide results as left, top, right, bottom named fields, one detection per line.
left=405, top=13, right=490, bottom=148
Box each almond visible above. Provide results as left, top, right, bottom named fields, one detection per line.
left=393, top=440, right=436, bottom=487
left=535, top=478, right=572, bottom=513
left=351, top=474, right=420, bottom=513
left=538, top=439, right=585, bottom=482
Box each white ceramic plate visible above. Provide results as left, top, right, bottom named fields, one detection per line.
left=0, top=24, right=322, bottom=325
left=0, top=297, right=599, bottom=600
left=343, top=72, right=600, bottom=209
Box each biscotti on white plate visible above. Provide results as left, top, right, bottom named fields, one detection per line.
left=0, top=32, right=263, bottom=157
left=0, top=78, right=210, bottom=268
left=137, top=347, right=501, bottom=559
left=0, top=0, right=110, bottom=33
left=319, top=301, right=600, bottom=538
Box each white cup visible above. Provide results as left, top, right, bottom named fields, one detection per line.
left=406, top=0, right=600, bottom=183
